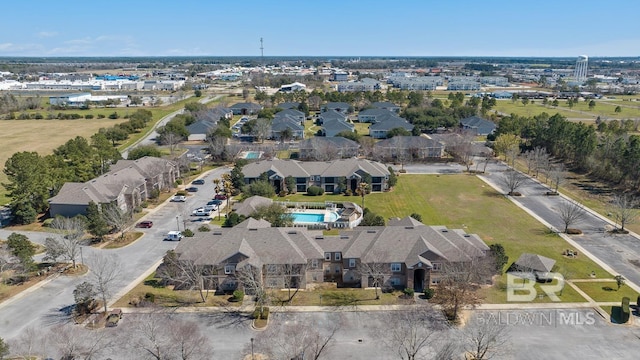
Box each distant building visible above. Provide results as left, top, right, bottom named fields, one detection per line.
left=460, top=116, right=496, bottom=136
left=279, top=82, right=307, bottom=92
left=229, top=102, right=263, bottom=115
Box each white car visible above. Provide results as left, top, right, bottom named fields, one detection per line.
left=171, top=195, right=186, bottom=202
left=204, top=204, right=218, bottom=212
left=165, top=231, right=183, bottom=241
left=192, top=208, right=211, bottom=216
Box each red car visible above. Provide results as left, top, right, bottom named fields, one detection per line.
left=214, top=194, right=227, bottom=200
left=136, top=221, right=153, bottom=228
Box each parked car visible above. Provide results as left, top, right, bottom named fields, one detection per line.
left=214, top=194, right=227, bottom=200
left=192, top=179, right=205, bottom=185
left=136, top=221, right=153, bottom=228
left=165, top=231, right=183, bottom=241
left=170, top=195, right=186, bottom=202
left=204, top=205, right=218, bottom=212
left=105, top=309, right=122, bottom=327
left=192, top=208, right=211, bottom=216
left=207, top=199, right=223, bottom=205
left=186, top=187, right=199, bottom=192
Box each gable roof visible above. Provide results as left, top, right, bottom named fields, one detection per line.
left=276, top=102, right=300, bottom=110
left=187, top=120, right=217, bottom=135
left=318, top=109, right=347, bottom=122
left=275, top=109, right=304, bottom=119
left=370, top=117, right=414, bottom=131
left=242, top=158, right=389, bottom=179
left=230, top=102, right=263, bottom=110
left=323, top=102, right=351, bottom=111
left=460, top=116, right=496, bottom=135
left=321, top=119, right=354, bottom=134
left=371, top=101, right=400, bottom=109
left=271, top=117, right=304, bottom=132
left=298, top=137, right=359, bottom=150
left=374, top=136, right=442, bottom=149
left=233, top=196, right=274, bottom=217
left=514, top=253, right=556, bottom=273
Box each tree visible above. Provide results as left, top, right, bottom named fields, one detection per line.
left=102, top=203, right=132, bottom=240
left=357, top=251, right=390, bottom=300
left=245, top=180, right=276, bottom=198
left=89, top=253, right=121, bottom=313
left=409, top=213, right=422, bottom=222
left=387, top=166, right=398, bottom=188
left=46, top=216, right=85, bottom=268
left=73, top=281, right=97, bottom=315
left=615, top=105, right=622, bottom=113
left=356, top=182, right=370, bottom=209
left=159, top=250, right=217, bottom=303
left=194, top=89, right=202, bottom=97
left=462, top=314, right=510, bottom=360
left=373, top=306, right=450, bottom=360
left=361, top=209, right=385, bottom=226
left=615, top=275, right=626, bottom=290
left=250, top=203, right=294, bottom=227
left=610, top=193, right=638, bottom=232
left=85, top=202, right=109, bottom=240
left=285, top=175, right=296, bottom=194
left=588, top=100, right=596, bottom=110
left=547, top=163, right=566, bottom=193
left=488, top=244, right=508, bottom=273
left=49, top=324, right=114, bottom=360
left=91, top=132, right=121, bottom=174
left=128, top=145, right=162, bottom=160
left=4, top=151, right=53, bottom=223
left=445, top=131, right=476, bottom=172
left=431, top=254, right=493, bottom=321
left=253, top=118, right=272, bottom=143
left=252, top=314, right=339, bottom=360
left=6, top=233, right=35, bottom=271
left=499, top=169, right=527, bottom=195
left=557, top=199, right=586, bottom=233
left=493, top=134, right=520, bottom=162
left=236, top=265, right=269, bottom=316
left=223, top=212, right=245, bottom=227
left=0, top=337, right=8, bottom=360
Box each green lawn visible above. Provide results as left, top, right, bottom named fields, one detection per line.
left=492, top=100, right=585, bottom=119
left=574, top=282, right=639, bottom=303
left=480, top=278, right=588, bottom=304
left=353, top=122, right=370, bottom=136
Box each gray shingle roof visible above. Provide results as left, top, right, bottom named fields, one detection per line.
left=242, top=159, right=389, bottom=179
left=514, top=253, right=556, bottom=273
left=230, top=102, right=263, bottom=110
left=460, top=116, right=496, bottom=135
left=298, top=137, right=359, bottom=150
left=233, top=196, right=274, bottom=217
left=374, top=136, right=441, bottom=149
left=369, top=117, right=414, bottom=131
left=276, top=102, right=300, bottom=110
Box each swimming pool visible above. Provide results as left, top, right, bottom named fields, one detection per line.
left=245, top=151, right=261, bottom=159
left=292, top=211, right=340, bottom=224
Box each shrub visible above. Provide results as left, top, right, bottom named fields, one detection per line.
left=97, top=114, right=105, bottom=119
left=108, top=112, right=119, bottom=119
left=176, top=190, right=187, bottom=196
left=232, top=289, right=244, bottom=302
left=252, top=306, right=270, bottom=319
left=198, top=225, right=210, bottom=232
left=144, top=292, right=155, bottom=303
left=306, top=186, right=324, bottom=196
left=140, top=201, right=149, bottom=208
left=344, top=189, right=353, bottom=196
left=423, top=288, right=435, bottom=299
left=85, top=114, right=94, bottom=119
left=622, top=297, right=631, bottom=323
left=182, top=229, right=194, bottom=237
left=43, top=218, right=54, bottom=227
left=278, top=190, right=287, bottom=197
left=403, top=288, right=415, bottom=297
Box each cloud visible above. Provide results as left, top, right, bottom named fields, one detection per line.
left=37, top=31, right=58, bottom=38
left=0, top=43, right=13, bottom=50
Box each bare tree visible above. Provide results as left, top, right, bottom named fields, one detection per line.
left=445, top=131, right=475, bottom=172
left=547, top=163, right=566, bottom=193
left=557, top=199, right=586, bottom=233
left=236, top=265, right=269, bottom=316
left=357, top=251, right=391, bottom=300
left=253, top=118, right=272, bottom=143
left=523, top=149, right=537, bottom=174
left=169, top=319, right=215, bottom=360
left=461, top=314, right=510, bottom=360
left=499, top=169, right=527, bottom=195
left=45, top=216, right=86, bottom=268
left=89, top=253, right=121, bottom=313
left=359, top=137, right=376, bottom=159
left=159, top=250, right=218, bottom=303
left=265, top=263, right=303, bottom=303
left=49, top=324, right=115, bottom=360
left=102, top=203, right=132, bottom=240
left=532, top=146, right=548, bottom=178
left=372, top=306, right=451, bottom=360
left=130, top=312, right=173, bottom=360
left=9, top=326, right=49, bottom=360
left=610, top=193, right=638, bottom=232
left=431, top=255, right=494, bottom=322
left=252, top=313, right=340, bottom=360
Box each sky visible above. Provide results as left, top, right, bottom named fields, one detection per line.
left=1, top=0, right=639, bottom=58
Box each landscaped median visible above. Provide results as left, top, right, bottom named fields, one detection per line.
left=573, top=281, right=640, bottom=303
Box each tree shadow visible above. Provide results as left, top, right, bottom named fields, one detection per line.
left=602, top=286, right=615, bottom=292
left=143, top=279, right=165, bottom=288
left=40, top=305, right=75, bottom=327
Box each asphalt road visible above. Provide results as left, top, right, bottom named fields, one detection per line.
left=0, top=166, right=230, bottom=341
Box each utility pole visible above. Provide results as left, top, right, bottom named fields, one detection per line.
left=260, top=37, right=264, bottom=64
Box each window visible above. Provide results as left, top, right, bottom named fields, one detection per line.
left=432, top=263, right=442, bottom=271
left=349, top=258, right=356, bottom=268
left=325, top=177, right=335, bottom=184
left=431, top=278, right=441, bottom=285
left=335, top=266, right=341, bottom=273
left=325, top=252, right=331, bottom=261
left=390, top=278, right=401, bottom=286
left=390, top=263, right=401, bottom=272
left=224, top=265, right=235, bottom=274
left=335, top=253, right=341, bottom=261
left=311, top=259, right=319, bottom=269
left=268, top=279, right=278, bottom=288
left=372, top=177, right=382, bottom=183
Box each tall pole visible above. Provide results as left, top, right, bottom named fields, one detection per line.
left=260, top=38, right=264, bottom=62
left=251, top=337, right=254, bottom=360
left=176, top=216, right=180, bottom=231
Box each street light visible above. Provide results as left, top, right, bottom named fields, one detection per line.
left=176, top=215, right=180, bottom=231
left=251, top=337, right=254, bottom=360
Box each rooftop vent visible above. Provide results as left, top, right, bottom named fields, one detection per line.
left=287, top=231, right=298, bottom=235
left=315, top=236, right=324, bottom=240
left=249, top=228, right=258, bottom=231
left=213, top=231, right=222, bottom=235
left=405, top=226, right=414, bottom=230
left=340, top=235, right=350, bottom=239
left=367, top=230, right=377, bottom=234
left=441, top=229, right=448, bottom=233
left=463, top=234, right=471, bottom=237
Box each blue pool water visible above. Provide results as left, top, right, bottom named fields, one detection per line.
left=245, top=151, right=261, bottom=159
left=292, top=212, right=339, bottom=223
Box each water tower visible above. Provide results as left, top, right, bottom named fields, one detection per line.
left=574, top=55, right=588, bottom=83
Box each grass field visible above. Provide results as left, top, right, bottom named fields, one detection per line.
left=492, top=100, right=590, bottom=119
left=574, top=281, right=639, bottom=303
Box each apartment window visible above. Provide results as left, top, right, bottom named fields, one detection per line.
left=431, top=278, right=441, bottom=285
left=224, top=265, right=235, bottom=274
left=335, top=253, right=341, bottom=261
left=311, top=259, right=319, bottom=269
left=349, top=258, right=356, bottom=268
left=325, top=252, right=332, bottom=261
left=335, top=266, right=341, bottom=273
left=390, top=263, right=401, bottom=272
left=432, top=263, right=442, bottom=271
left=390, top=278, right=401, bottom=286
